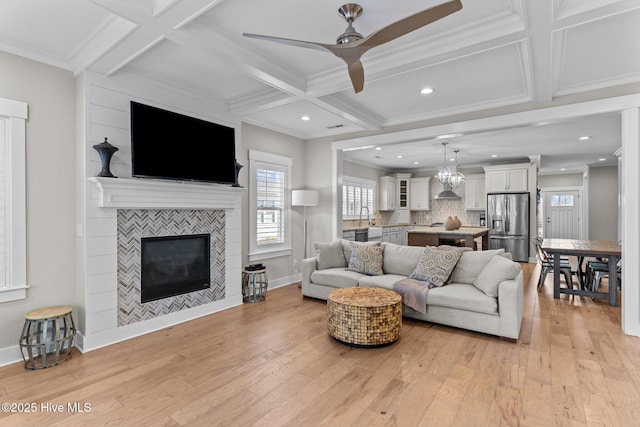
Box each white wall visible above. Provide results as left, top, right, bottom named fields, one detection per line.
left=238, top=123, right=306, bottom=282
left=588, top=165, right=618, bottom=241
left=538, top=173, right=583, bottom=187
left=0, top=52, right=76, bottom=360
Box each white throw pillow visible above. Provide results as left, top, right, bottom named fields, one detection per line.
left=314, top=240, right=346, bottom=269
left=448, top=249, right=505, bottom=285
left=473, top=254, right=521, bottom=297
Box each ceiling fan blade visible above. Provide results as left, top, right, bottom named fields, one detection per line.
left=348, top=60, right=365, bottom=93
left=359, top=0, right=463, bottom=48
left=243, top=33, right=333, bottom=53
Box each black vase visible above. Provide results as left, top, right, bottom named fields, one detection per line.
left=233, top=159, right=243, bottom=187
left=93, top=137, right=118, bottom=178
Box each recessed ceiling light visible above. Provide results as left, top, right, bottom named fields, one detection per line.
left=579, top=136, right=591, bottom=140
left=300, top=115, right=311, bottom=121
left=491, top=154, right=499, bottom=158
left=449, top=157, right=455, bottom=162
left=375, top=147, right=382, bottom=151
left=560, top=168, right=566, bottom=171
left=420, top=87, right=434, bottom=95
left=599, top=158, right=606, bottom=161
left=413, top=161, right=420, bottom=165
left=396, top=155, right=403, bottom=159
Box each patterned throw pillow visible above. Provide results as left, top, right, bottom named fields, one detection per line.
left=347, top=242, right=384, bottom=276
left=409, top=246, right=461, bottom=287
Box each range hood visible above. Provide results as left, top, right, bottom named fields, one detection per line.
left=435, top=182, right=461, bottom=200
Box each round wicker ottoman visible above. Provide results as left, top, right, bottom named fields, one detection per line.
left=327, top=287, right=402, bottom=347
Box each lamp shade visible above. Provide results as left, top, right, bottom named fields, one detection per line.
left=292, top=190, right=319, bottom=207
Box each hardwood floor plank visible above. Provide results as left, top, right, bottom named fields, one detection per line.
left=1, top=263, right=639, bottom=426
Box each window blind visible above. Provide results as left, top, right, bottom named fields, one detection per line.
left=256, top=163, right=285, bottom=246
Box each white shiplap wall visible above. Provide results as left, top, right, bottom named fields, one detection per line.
left=80, top=72, right=243, bottom=352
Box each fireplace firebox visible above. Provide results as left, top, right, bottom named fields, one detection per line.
left=140, top=234, right=211, bottom=303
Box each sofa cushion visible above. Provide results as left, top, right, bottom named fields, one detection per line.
left=427, top=283, right=498, bottom=315
left=341, top=239, right=380, bottom=265
left=409, top=247, right=461, bottom=287
left=358, top=274, right=407, bottom=291
left=448, top=249, right=505, bottom=285
left=381, top=243, right=424, bottom=276
left=473, top=255, right=522, bottom=297
left=314, top=240, right=346, bottom=269
left=310, top=267, right=364, bottom=289
left=347, top=242, right=385, bottom=276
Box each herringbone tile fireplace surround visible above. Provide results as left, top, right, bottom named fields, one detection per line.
left=116, top=209, right=226, bottom=326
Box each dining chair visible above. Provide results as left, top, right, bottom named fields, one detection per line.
left=586, top=259, right=622, bottom=292
left=533, top=238, right=576, bottom=291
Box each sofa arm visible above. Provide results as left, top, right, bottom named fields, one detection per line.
left=301, top=257, right=318, bottom=295
left=497, top=270, right=524, bottom=340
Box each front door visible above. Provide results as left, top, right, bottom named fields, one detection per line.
left=542, top=190, right=581, bottom=239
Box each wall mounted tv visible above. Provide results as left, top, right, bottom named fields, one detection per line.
left=130, top=101, right=236, bottom=184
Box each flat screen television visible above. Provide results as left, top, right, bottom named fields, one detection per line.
left=130, top=101, right=236, bottom=184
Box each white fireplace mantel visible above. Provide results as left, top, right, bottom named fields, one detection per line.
left=89, top=177, right=244, bottom=209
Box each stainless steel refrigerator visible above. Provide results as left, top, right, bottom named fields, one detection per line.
left=487, top=192, right=529, bottom=262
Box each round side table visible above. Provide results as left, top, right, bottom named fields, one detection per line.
left=19, top=305, right=76, bottom=370
left=242, top=269, right=268, bottom=302
left=327, top=287, right=402, bottom=347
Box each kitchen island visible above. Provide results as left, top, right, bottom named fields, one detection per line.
left=407, top=226, right=490, bottom=250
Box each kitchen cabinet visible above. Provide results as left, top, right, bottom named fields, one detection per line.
left=342, top=230, right=355, bottom=241
left=410, top=177, right=431, bottom=210
left=396, top=173, right=411, bottom=211
left=377, top=176, right=396, bottom=211
left=484, top=164, right=529, bottom=192
left=464, top=174, right=486, bottom=210
left=382, top=226, right=403, bottom=245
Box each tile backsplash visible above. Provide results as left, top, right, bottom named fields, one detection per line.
left=344, top=199, right=485, bottom=228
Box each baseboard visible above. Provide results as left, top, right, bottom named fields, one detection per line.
left=0, top=345, right=22, bottom=368
left=268, top=273, right=301, bottom=289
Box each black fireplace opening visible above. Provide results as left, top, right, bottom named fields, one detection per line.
left=141, top=234, right=211, bottom=303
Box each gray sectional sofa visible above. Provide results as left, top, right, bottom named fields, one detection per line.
left=302, top=240, right=524, bottom=341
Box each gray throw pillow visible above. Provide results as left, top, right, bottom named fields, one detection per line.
left=314, top=240, right=346, bottom=269
left=409, top=247, right=461, bottom=287
left=347, top=242, right=384, bottom=276
left=473, top=254, right=521, bottom=297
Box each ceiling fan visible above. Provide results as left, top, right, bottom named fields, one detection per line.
left=243, top=1, right=463, bottom=93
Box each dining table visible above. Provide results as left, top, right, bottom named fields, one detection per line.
left=540, top=238, right=621, bottom=306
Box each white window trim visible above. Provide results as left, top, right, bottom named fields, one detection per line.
left=342, top=175, right=376, bottom=220
left=0, top=97, right=28, bottom=303
left=248, top=150, right=292, bottom=261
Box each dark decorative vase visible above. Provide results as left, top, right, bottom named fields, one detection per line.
left=93, top=137, right=118, bottom=178
left=233, top=159, right=243, bottom=187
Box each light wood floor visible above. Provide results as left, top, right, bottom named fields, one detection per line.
left=1, top=263, right=638, bottom=426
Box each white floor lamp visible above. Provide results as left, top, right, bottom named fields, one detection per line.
left=292, top=189, right=319, bottom=259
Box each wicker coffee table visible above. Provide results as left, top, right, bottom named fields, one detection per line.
left=327, top=287, right=402, bottom=347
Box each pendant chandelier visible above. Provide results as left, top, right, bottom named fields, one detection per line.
left=436, top=143, right=465, bottom=188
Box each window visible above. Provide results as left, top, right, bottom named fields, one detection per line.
left=342, top=177, right=375, bottom=219
left=0, top=97, right=28, bottom=303
left=249, top=150, right=292, bottom=261
left=551, top=195, right=574, bottom=207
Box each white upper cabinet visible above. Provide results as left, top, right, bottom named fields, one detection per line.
left=410, top=177, right=431, bottom=210
left=484, top=164, right=529, bottom=193
left=377, top=176, right=396, bottom=210
left=464, top=174, right=486, bottom=210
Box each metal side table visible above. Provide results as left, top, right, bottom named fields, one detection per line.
left=242, top=268, right=268, bottom=302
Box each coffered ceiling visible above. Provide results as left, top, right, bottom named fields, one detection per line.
left=1, top=0, right=639, bottom=174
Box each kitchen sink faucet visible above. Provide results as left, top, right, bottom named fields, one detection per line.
left=359, top=206, right=370, bottom=228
